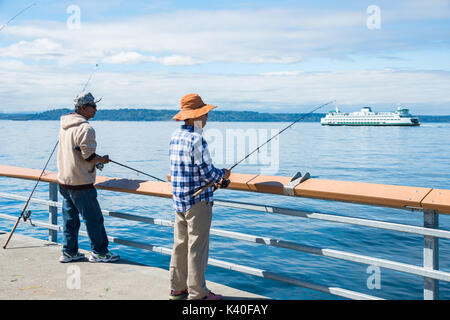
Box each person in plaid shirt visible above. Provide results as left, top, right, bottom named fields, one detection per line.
left=170, top=126, right=224, bottom=212
left=168, top=93, right=230, bottom=300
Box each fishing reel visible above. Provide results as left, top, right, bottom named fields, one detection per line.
left=74, top=146, right=103, bottom=171
left=22, top=210, right=35, bottom=226
left=214, top=178, right=230, bottom=190
left=220, top=179, right=230, bottom=188
left=88, top=162, right=103, bottom=173
left=23, top=210, right=31, bottom=222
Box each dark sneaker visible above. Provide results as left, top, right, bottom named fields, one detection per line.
left=203, top=291, right=223, bottom=300
left=88, top=250, right=120, bottom=263
left=59, top=251, right=85, bottom=263
left=169, top=289, right=188, bottom=300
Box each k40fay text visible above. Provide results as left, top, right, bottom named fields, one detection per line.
left=182, top=304, right=269, bottom=317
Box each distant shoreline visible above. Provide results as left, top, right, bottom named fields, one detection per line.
left=1, top=108, right=450, bottom=122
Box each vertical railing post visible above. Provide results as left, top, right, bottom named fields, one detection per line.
left=49, top=182, right=58, bottom=242
left=423, top=209, right=439, bottom=300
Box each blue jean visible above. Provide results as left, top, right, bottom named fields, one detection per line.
left=59, top=186, right=109, bottom=255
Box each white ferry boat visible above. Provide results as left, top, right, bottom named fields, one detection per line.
left=320, top=106, right=420, bottom=126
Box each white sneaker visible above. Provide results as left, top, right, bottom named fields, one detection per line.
left=59, top=251, right=85, bottom=263
left=88, top=250, right=120, bottom=263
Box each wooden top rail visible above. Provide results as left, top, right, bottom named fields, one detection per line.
left=0, top=165, right=449, bottom=214
left=0, top=165, right=172, bottom=199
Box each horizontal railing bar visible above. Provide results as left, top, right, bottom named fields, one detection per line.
left=2, top=209, right=450, bottom=283
left=3, top=193, right=450, bottom=282
left=87, top=231, right=384, bottom=300
left=0, top=192, right=61, bottom=207
left=0, top=213, right=61, bottom=232
left=75, top=209, right=450, bottom=282
left=102, top=210, right=173, bottom=227
left=206, top=257, right=383, bottom=300
left=102, top=210, right=450, bottom=281
left=214, top=199, right=450, bottom=240
left=0, top=211, right=380, bottom=300
left=3, top=192, right=450, bottom=240
left=207, top=227, right=450, bottom=282
left=1, top=179, right=447, bottom=300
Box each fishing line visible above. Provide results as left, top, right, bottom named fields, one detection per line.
left=81, top=63, right=99, bottom=93
left=3, top=59, right=100, bottom=248
left=193, top=100, right=336, bottom=197
left=0, top=3, right=36, bottom=32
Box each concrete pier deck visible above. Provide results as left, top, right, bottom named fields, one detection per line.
left=0, top=231, right=267, bottom=300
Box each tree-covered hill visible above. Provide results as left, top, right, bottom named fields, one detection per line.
left=0, top=108, right=449, bottom=122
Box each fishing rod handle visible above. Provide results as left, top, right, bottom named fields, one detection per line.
left=2, top=215, right=22, bottom=249
left=193, top=178, right=230, bottom=198
left=193, top=167, right=232, bottom=197
left=193, top=181, right=215, bottom=197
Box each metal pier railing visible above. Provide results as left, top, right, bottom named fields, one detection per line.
left=1, top=165, right=450, bottom=300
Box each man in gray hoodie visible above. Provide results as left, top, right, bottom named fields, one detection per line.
left=57, top=92, right=119, bottom=263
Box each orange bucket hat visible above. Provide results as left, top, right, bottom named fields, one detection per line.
left=172, top=93, right=217, bottom=121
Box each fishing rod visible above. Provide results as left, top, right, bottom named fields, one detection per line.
left=193, top=100, right=336, bottom=197
left=73, top=146, right=165, bottom=182
left=108, top=160, right=166, bottom=182
left=0, top=3, right=36, bottom=32
left=3, top=141, right=59, bottom=249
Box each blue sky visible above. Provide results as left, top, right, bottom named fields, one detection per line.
left=0, top=0, right=449, bottom=114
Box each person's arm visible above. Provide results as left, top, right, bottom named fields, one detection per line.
left=76, top=126, right=109, bottom=164
left=194, top=137, right=224, bottom=184
left=87, top=153, right=110, bottom=164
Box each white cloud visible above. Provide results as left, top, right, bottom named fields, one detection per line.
left=0, top=64, right=449, bottom=114
left=249, top=56, right=301, bottom=64
left=0, top=38, right=65, bottom=59
left=102, top=52, right=147, bottom=64
left=1, top=2, right=449, bottom=66
left=102, top=52, right=197, bottom=66
left=3, top=6, right=446, bottom=67
left=160, top=55, right=196, bottom=66
left=0, top=4, right=449, bottom=114
left=260, top=71, right=302, bottom=77
left=0, top=59, right=29, bottom=70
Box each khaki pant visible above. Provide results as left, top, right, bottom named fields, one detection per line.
left=169, top=201, right=213, bottom=299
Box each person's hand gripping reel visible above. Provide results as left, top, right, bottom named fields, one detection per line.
left=213, top=169, right=231, bottom=191
left=73, top=146, right=108, bottom=171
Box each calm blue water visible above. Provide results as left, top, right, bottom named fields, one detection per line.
left=1, top=119, right=450, bottom=300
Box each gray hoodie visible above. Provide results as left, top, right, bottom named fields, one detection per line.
left=57, top=113, right=97, bottom=187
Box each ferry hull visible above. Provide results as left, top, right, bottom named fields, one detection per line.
left=321, top=122, right=420, bottom=126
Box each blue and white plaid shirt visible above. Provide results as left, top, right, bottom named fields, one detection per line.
left=169, top=125, right=225, bottom=212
